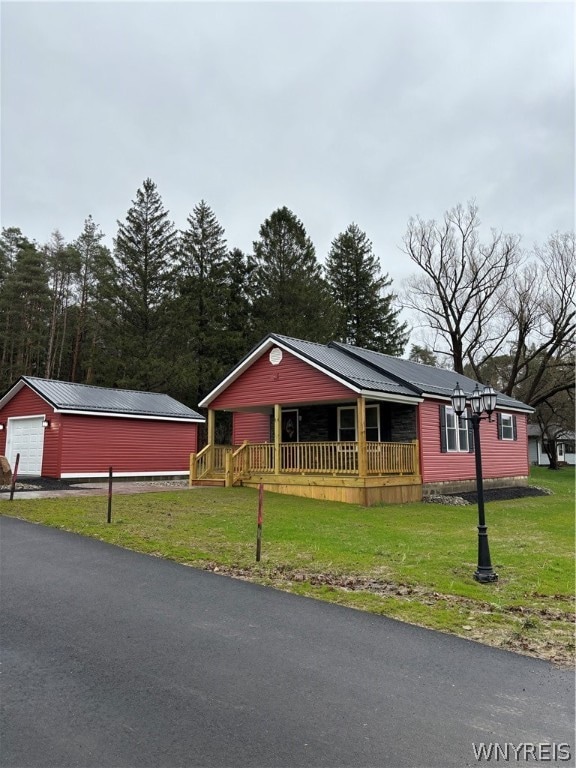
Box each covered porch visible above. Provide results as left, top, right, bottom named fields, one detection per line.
left=190, top=398, right=422, bottom=505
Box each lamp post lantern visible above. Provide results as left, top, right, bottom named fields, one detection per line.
left=452, top=383, right=499, bottom=583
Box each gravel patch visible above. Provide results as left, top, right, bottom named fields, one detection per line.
left=0, top=477, right=189, bottom=493
left=423, top=494, right=470, bottom=506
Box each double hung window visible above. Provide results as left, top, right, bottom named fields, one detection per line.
left=443, top=406, right=470, bottom=452
left=366, top=405, right=380, bottom=442
left=337, top=404, right=380, bottom=442
left=499, top=414, right=514, bottom=440
left=338, top=407, right=356, bottom=441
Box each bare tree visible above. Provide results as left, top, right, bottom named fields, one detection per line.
left=401, top=202, right=521, bottom=374
left=402, top=203, right=574, bottom=412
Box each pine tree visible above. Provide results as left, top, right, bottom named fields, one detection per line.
left=0, top=237, right=50, bottom=386
left=174, top=200, right=230, bottom=405
left=221, top=247, right=257, bottom=364
left=0, top=228, right=24, bottom=384
left=251, top=206, right=333, bottom=341
left=325, top=223, right=408, bottom=355
left=69, top=216, right=114, bottom=383
left=109, top=178, right=178, bottom=390
left=44, top=230, right=81, bottom=379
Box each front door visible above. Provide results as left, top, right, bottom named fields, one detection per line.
left=281, top=409, right=299, bottom=443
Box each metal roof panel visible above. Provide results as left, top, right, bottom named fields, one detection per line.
left=21, top=377, right=204, bottom=420
left=271, top=335, right=420, bottom=397
left=331, top=343, right=533, bottom=411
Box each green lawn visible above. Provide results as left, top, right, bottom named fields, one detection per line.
left=3, top=466, right=574, bottom=665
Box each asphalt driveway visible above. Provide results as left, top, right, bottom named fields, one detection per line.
left=1, top=516, right=574, bottom=768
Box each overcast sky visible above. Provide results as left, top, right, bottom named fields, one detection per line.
left=1, top=1, right=574, bottom=291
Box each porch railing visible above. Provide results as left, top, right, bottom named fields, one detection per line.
left=366, top=441, right=417, bottom=475
left=229, top=440, right=418, bottom=478
left=192, top=440, right=419, bottom=484
left=190, top=443, right=232, bottom=482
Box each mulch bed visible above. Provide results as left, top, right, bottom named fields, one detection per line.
left=452, top=486, right=551, bottom=504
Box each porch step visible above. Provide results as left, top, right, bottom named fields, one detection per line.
left=190, top=478, right=226, bottom=487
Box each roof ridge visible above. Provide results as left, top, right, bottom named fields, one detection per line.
left=270, top=333, right=330, bottom=350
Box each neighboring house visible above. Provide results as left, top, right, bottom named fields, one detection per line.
left=192, top=334, right=533, bottom=505
left=527, top=424, right=575, bottom=467
left=0, top=377, right=204, bottom=479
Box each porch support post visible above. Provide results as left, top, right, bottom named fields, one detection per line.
left=207, top=409, right=215, bottom=445
left=357, top=396, right=367, bottom=477
left=274, top=404, right=282, bottom=475
left=207, top=409, right=215, bottom=472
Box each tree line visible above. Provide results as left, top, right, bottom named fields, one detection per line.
left=2, top=185, right=572, bottom=464
left=0, top=178, right=408, bottom=410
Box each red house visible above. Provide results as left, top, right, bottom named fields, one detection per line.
left=192, top=334, right=533, bottom=505
left=0, top=377, right=204, bottom=479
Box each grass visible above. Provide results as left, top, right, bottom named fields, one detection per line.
left=2, top=466, right=574, bottom=665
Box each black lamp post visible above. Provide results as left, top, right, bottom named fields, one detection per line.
left=451, top=382, right=499, bottom=583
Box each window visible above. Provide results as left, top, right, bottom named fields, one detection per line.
left=498, top=413, right=516, bottom=441
left=338, top=406, right=356, bottom=441
left=366, top=404, right=380, bottom=442
left=337, top=404, right=380, bottom=442
left=442, top=406, right=470, bottom=452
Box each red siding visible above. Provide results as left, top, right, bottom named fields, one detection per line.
left=0, top=386, right=61, bottom=477
left=419, top=399, right=529, bottom=482
left=211, top=348, right=355, bottom=409
left=59, top=414, right=198, bottom=476
left=233, top=412, right=270, bottom=445
left=0, top=383, right=198, bottom=478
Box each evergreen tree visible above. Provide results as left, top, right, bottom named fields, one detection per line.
left=325, top=223, right=408, bottom=355
left=0, top=237, right=50, bottom=386
left=174, top=200, right=229, bottom=405
left=109, top=178, right=178, bottom=390
left=69, top=216, right=114, bottom=383
left=408, top=344, right=439, bottom=367
left=0, top=228, right=24, bottom=384
left=251, top=206, right=333, bottom=341
left=221, top=247, right=257, bottom=363
left=0, top=227, right=23, bottom=273
left=44, top=230, right=81, bottom=379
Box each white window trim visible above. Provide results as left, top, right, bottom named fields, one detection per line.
left=365, top=403, right=381, bottom=442
left=337, top=404, right=381, bottom=442
left=500, top=413, right=514, bottom=441
left=445, top=406, right=469, bottom=453
left=337, top=405, right=357, bottom=442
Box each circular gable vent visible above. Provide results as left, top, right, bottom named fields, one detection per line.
left=269, top=347, right=283, bottom=366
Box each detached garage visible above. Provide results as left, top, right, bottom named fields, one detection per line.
left=0, top=376, right=204, bottom=479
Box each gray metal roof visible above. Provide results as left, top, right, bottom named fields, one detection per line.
left=267, top=335, right=531, bottom=412
left=271, top=335, right=419, bottom=397
left=329, top=342, right=533, bottom=411
left=19, top=377, right=204, bottom=421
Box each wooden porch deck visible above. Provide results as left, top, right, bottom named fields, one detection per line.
left=190, top=441, right=422, bottom=505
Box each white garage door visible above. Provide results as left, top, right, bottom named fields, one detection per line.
left=6, top=417, right=45, bottom=475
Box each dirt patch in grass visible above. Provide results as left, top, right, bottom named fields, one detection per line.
left=201, top=563, right=575, bottom=668
left=454, top=486, right=552, bottom=504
